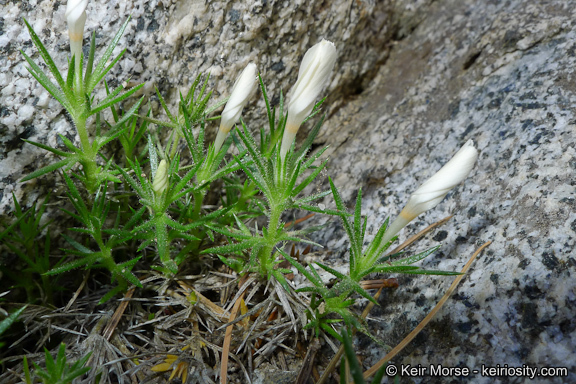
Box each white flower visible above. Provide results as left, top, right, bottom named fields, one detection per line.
left=214, top=63, right=258, bottom=153
left=382, top=140, right=479, bottom=244
left=152, top=159, right=169, bottom=197
left=280, top=39, right=337, bottom=159
left=65, top=0, right=89, bottom=68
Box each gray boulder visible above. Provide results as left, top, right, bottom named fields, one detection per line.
left=1, top=0, right=575, bottom=382
left=0, top=0, right=419, bottom=211
left=314, top=0, right=576, bottom=382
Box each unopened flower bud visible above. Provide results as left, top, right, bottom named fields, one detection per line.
left=152, top=160, right=169, bottom=197
left=382, top=140, right=479, bottom=244
left=66, top=0, right=89, bottom=70
left=214, top=63, right=258, bottom=153
left=280, top=39, right=337, bottom=159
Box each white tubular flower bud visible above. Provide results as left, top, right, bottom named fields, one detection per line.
left=152, top=159, right=169, bottom=197
left=280, top=39, right=337, bottom=159
left=214, top=63, right=258, bottom=153
left=66, top=0, right=89, bottom=68
left=382, top=140, right=479, bottom=244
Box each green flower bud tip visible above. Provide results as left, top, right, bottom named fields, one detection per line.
left=152, top=159, right=169, bottom=196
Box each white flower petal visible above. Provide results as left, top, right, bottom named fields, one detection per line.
left=382, top=140, right=478, bottom=244
left=66, top=0, right=89, bottom=60
left=403, top=140, right=478, bottom=220
left=215, top=63, right=258, bottom=152
left=280, top=39, right=337, bottom=159
left=220, top=63, right=258, bottom=133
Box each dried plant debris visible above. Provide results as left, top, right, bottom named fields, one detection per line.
left=1, top=267, right=315, bottom=383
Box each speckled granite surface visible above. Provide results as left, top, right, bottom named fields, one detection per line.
left=310, top=0, right=576, bottom=383
left=0, top=0, right=429, bottom=212
left=1, top=0, right=575, bottom=382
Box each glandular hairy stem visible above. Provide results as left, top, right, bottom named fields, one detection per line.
left=192, top=189, right=206, bottom=220
left=74, top=115, right=99, bottom=193
left=258, top=203, right=283, bottom=276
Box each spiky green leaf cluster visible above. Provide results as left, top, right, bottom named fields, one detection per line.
left=116, top=123, right=237, bottom=273
left=201, top=78, right=336, bottom=279
left=330, top=179, right=458, bottom=280
left=20, top=18, right=144, bottom=193
left=288, top=178, right=460, bottom=337
left=48, top=173, right=144, bottom=303
left=0, top=195, right=60, bottom=304
left=23, top=343, right=91, bottom=384
left=21, top=18, right=141, bottom=119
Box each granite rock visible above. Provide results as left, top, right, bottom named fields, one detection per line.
left=310, top=0, right=576, bottom=383
left=0, top=0, right=429, bottom=212
left=1, top=0, right=575, bottom=383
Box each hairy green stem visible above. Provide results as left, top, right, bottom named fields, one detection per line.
left=192, top=189, right=206, bottom=220
left=156, top=219, right=169, bottom=263
left=155, top=216, right=177, bottom=274
left=75, top=116, right=91, bottom=155
left=74, top=57, right=83, bottom=101
left=168, top=131, right=180, bottom=160
left=100, top=247, right=117, bottom=274
left=74, top=115, right=100, bottom=193
left=258, top=203, right=283, bottom=276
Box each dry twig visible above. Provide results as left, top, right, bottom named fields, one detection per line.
left=220, top=279, right=248, bottom=384
left=387, top=215, right=453, bottom=255
left=103, top=287, right=134, bottom=341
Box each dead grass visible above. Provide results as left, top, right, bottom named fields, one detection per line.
left=0, top=216, right=489, bottom=384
